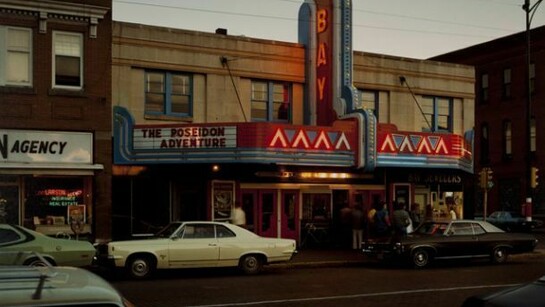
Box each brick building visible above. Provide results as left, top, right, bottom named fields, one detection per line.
left=0, top=0, right=112, bottom=241
left=432, top=25, right=545, bottom=217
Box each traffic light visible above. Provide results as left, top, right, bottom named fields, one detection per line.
left=486, top=168, right=493, bottom=188
left=479, top=168, right=487, bottom=189
left=531, top=167, right=539, bottom=188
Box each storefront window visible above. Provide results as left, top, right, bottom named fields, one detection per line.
left=302, top=193, right=331, bottom=221
left=0, top=175, right=20, bottom=224
left=24, top=177, right=89, bottom=236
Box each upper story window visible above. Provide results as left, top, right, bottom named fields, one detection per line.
left=0, top=26, right=32, bottom=87
left=480, top=123, right=490, bottom=165
left=251, top=80, right=291, bottom=122
left=503, top=119, right=512, bottom=158
left=358, top=89, right=379, bottom=120
left=502, top=68, right=511, bottom=99
left=53, top=31, right=83, bottom=89
left=480, top=73, right=489, bottom=104
left=420, top=96, right=453, bottom=132
left=145, top=71, right=192, bottom=117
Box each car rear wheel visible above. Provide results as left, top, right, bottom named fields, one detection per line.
left=491, top=247, right=509, bottom=264
left=411, top=248, right=431, bottom=268
left=239, top=254, right=263, bottom=275
left=127, top=255, right=156, bottom=279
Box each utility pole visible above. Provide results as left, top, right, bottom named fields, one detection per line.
left=522, top=0, right=542, bottom=210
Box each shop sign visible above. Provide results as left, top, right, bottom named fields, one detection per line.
left=408, top=173, right=463, bottom=184
left=315, top=0, right=334, bottom=126
left=133, top=126, right=236, bottom=150
left=0, top=130, right=93, bottom=164
left=378, top=131, right=472, bottom=158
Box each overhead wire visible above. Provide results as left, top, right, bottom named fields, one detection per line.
left=112, top=0, right=529, bottom=40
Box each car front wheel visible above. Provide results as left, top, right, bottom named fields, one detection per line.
left=411, top=248, right=431, bottom=268
left=127, top=255, right=156, bottom=279
left=239, top=254, right=263, bottom=275
left=24, top=257, right=55, bottom=267
left=491, top=247, right=509, bottom=264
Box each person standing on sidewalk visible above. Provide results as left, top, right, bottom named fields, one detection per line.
left=231, top=201, right=246, bottom=228
left=393, top=202, right=411, bottom=237
left=374, top=201, right=391, bottom=237
left=351, top=204, right=366, bottom=250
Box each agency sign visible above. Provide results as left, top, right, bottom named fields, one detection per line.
left=0, top=130, right=93, bottom=164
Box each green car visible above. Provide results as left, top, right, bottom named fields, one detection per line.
left=0, top=265, right=133, bottom=307
left=0, top=224, right=95, bottom=267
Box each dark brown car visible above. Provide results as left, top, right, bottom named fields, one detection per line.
left=362, top=220, right=538, bottom=268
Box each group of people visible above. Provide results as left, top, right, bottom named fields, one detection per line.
left=341, top=201, right=430, bottom=250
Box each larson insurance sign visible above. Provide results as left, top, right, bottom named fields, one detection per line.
left=0, top=129, right=93, bottom=164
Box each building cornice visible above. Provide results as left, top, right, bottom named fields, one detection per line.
left=0, top=0, right=109, bottom=38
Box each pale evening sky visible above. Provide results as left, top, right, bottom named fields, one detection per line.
left=113, top=0, right=545, bottom=59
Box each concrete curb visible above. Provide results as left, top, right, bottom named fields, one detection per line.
left=269, top=249, right=545, bottom=270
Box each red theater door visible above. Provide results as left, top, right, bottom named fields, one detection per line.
left=280, top=191, right=299, bottom=241
left=242, top=190, right=278, bottom=238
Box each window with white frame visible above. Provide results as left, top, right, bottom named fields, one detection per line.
left=145, top=71, right=192, bottom=117
left=0, top=26, right=32, bottom=86
left=53, top=31, right=83, bottom=89
left=420, top=96, right=452, bottom=132
left=251, top=80, right=291, bottom=122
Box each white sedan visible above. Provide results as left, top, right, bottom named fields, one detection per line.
left=95, top=221, right=297, bottom=279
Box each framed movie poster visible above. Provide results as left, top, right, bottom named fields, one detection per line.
left=211, top=180, right=235, bottom=221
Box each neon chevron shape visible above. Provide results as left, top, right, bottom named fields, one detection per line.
left=269, top=128, right=289, bottom=147
left=399, top=136, right=415, bottom=152
left=417, top=137, right=433, bottom=154
left=314, top=131, right=332, bottom=149
left=380, top=134, right=397, bottom=152
left=335, top=133, right=351, bottom=150
left=435, top=138, right=449, bottom=154
left=292, top=130, right=311, bottom=148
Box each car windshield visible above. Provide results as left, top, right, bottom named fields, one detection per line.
left=154, top=222, right=182, bottom=238
left=414, top=222, right=449, bottom=235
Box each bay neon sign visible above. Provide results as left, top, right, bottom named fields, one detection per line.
left=315, top=0, right=334, bottom=126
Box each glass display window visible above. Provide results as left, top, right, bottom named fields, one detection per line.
left=23, top=177, right=91, bottom=236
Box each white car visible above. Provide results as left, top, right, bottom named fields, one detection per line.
left=95, top=221, right=297, bottom=279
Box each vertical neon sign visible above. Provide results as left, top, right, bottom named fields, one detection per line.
left=315, top=0, right=335, bottom=126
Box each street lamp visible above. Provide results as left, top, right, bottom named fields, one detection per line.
left=522, top=0, right=542, bottom=206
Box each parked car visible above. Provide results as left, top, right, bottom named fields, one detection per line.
left=0, top=224, right=95, bottom=267
left=462, top=275, right=545, bottom=307
left=362, top=220, right=538, bottom=268
left=95, top=221, right=298, bottom=279
left=485, top=211, right=543, bottom=232
left=0, top=259, right=133, bottom=307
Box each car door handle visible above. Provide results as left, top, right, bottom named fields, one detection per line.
left=209, top=243, right=217, bottom=246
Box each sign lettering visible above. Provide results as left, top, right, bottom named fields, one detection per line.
left=133, top=126, right=236, bottom=150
